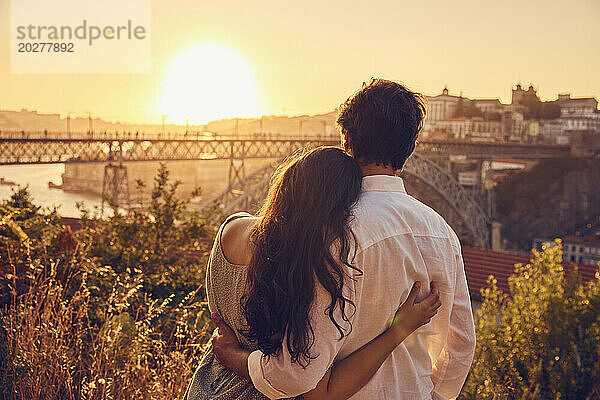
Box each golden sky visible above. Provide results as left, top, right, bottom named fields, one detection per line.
left=0, top=0, right=599, bottom=124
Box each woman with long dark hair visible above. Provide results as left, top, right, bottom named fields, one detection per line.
left=184, top=147, right=440, bottom=400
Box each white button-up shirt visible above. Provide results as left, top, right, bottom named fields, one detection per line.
left=248, top=175, right=476, bottom=399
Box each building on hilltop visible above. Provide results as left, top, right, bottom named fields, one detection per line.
left=433, top=117, right=504, bottom=141
left=557, top=93, right=598, bottom=116
left=471, top=118, right=504, bottom=140
left=511, top=83, right=539, bottom=106
left=425, top=87, right=464, bottom=122
left=423, top=84, right=598, bottom=144
left=561, top=116, right=600, bottom=133
left=539, top=118, right=568, bottom=144
left=501, top=110, right=525, bottom=141
left=425, top=85, right=544, bottom=143
left=431, top=116, right=471, bottom=139
left=562, top=234, right=600, bottom=265
left=557, top=94, right=599, bottom=147
left=557, top=93, right=599, bottom=130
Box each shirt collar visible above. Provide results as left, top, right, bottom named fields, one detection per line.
left=361, top=175, right=407, bottom=193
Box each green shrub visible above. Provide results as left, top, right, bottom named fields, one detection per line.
left=461, top=240, right=600, bottom=399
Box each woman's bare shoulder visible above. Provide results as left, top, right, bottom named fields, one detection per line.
left=221, top=215, right=258, bottom=266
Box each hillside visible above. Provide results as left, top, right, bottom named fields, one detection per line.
left=0, top=108, right=339, bottom=137
left=495, top=156, right=600, bottom=250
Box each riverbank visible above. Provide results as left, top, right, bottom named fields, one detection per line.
left=0, top=164, right=102, bottom=217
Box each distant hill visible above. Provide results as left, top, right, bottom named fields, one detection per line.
left=0, top=109, right=339, bottom=137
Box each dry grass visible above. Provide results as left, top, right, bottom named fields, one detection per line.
left=2, top=257, right=211, bottom=400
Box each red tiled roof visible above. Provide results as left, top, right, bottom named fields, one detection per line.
left=462, top=246, right=598, bottom=300
left=491, top=157, right=527, bottom=165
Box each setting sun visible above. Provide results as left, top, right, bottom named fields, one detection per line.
left=159, top=43, right=260, bottom=124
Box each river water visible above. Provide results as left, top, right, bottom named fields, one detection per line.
left=0, top=164, right=101, bottom=217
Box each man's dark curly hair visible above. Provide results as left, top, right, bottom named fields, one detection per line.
left=336, top=78, right=427, bottom=170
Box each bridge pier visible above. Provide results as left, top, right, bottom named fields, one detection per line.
left=228, top=159, right=245, bottom=190
left=491, top=221, right=503, bottom=251
left=226, top=139, right=247, bottom=209
left=101, top=163, right=130, bottom=213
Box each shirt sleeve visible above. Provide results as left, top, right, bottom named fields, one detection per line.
left=431, top=239, right=476, bottom=399
left=248, top=275, right=356, bottom=399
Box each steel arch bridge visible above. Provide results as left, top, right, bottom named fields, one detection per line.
left=0, top=133, right=570, bottom=247
left=198, top=153, right=491, bottom=247
left=0, top=136, right=569, bottom=164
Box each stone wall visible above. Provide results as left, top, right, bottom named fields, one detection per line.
left=571, top=130, right=600, bottom=157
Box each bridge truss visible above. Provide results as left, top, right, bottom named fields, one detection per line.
left=403, top=153, right=490, bottom=247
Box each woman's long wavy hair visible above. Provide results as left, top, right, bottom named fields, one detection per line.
left=242, top=146, right=363, bottom=367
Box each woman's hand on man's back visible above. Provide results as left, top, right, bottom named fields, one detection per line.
left=389, top=281, right=441, bottom=344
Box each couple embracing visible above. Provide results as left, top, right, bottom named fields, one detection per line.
left=184, top=79, right=476, bottom=400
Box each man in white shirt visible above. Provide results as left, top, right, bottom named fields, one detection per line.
left=213, top=79, right=476, bottom=399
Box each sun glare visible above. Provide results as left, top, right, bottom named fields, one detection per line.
left=159, top=43, right=261, bottom=124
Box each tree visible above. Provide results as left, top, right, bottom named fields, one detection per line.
left=463, top=103, right=483, bottom=118
left=540, top=102, right=561, bottom=120
left=453, top=99, right=483, bottom=119
left=519, top=98, right=561, bottom=120
left=6, top=185, right=40, bottom=219
left=461, top=240, right=600, bottom=399
left=6, top=185, right=37, bottom=211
